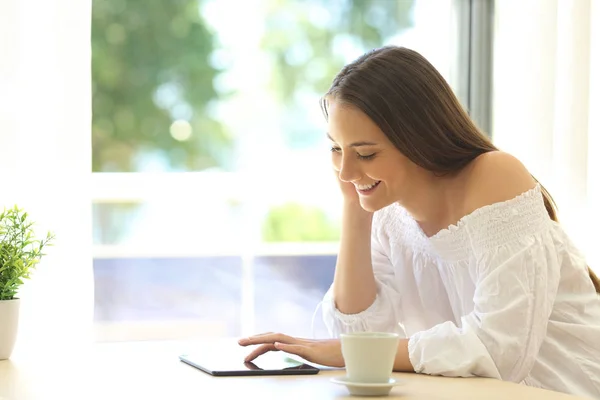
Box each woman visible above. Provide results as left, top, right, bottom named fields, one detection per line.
left=238, top=46, right=600, bottom=398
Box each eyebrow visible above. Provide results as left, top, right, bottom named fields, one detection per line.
left=326, top=133, right=378, bottom=147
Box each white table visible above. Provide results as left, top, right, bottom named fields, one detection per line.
left=0, top=339, right=588, bottom=400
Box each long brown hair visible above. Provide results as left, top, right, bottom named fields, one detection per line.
left=321, top=45, right=600, bottom=294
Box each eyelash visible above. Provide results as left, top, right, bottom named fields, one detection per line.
left=330, top=147, right=376, bottom=161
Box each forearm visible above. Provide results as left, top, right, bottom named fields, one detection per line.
left=332, top=202, right=377, bottom=314
left=393, top=339, right=414, bottom=372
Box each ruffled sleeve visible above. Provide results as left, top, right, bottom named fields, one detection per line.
left=407, top=185, right=561, bottom=382
left=321, top=209, right=404, bottom=336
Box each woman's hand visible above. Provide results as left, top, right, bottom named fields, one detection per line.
left=335, top=171, right=361, bottom=205
left=332, top=169, right=374, bottom=219
left=333, top=167, right=366, bottom=207
left=238, top=332, right=345, bottom=368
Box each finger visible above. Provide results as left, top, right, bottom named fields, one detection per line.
left=239, top=333, right=296, bottom=346
left=249, top=332, right=274, bottom=337
left=274, top=342, right=310, bottom=361
left=244, top=343, right=277, bottom=362
left=243, top=361, right=261, bottom=370
left=238, top=332, right=272, bottom=345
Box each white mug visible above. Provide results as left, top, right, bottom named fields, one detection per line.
left=340, top=332, right=400, bottom=383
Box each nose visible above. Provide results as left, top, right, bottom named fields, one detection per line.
left=338, top=156, right=361, bottom=183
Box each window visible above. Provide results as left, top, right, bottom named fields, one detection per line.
left=92, top=0, right=476, bottom=341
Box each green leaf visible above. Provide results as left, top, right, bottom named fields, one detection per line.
left=0, top=205, right=54, bottom=297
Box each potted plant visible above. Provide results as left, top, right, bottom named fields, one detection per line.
left=0, top=205, right=54, bottom=360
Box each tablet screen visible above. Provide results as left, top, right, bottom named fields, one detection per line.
left=179, top=351, right=320, bottom=376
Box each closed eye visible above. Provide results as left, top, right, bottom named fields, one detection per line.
left=357, top=153, right=376, bottom=160
left=331, top=147, right=376, bottom=161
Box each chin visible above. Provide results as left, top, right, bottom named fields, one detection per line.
left=358, top=198, right=390, bottom=213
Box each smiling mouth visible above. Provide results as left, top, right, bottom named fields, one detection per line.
left=355, top=181, right=381, bottom=194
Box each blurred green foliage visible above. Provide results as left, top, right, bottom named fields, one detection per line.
left=91, top=0, right=414, bottom=172
left=262, top=0, right=415, bottom=148
left=92, top=0, right=232, bottom=172
left=263, top=0, right=414, bottom=102
left=92, top=0, right=414, bottom=242
left=262, top=203, right=340, bottom=242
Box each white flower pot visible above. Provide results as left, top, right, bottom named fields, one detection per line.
left=0, top=298, right=20, bottom=360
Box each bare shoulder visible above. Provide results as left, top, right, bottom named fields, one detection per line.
left=463, top=151, right=537, bottom=211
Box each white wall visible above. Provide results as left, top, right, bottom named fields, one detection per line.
left=0, top=0, right=93, bottom=353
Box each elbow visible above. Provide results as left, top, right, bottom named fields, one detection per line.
left=332, top=276, right=378, bottom=315
left=486, top=338, right=537, bottom=382
left=333, top=289, right=377, bottom=315
left=322, top=284, right=400, bottom=336
left=496, top=355, right=536, bottom=383
left=470, top=318, right=541, bottom=382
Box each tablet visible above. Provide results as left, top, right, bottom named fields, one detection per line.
left=179, top=351, right=320, bottom=376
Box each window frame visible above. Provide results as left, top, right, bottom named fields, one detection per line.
left=454, top=0, right=495, bottom=136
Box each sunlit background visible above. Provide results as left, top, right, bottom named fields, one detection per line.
left=1, top=0, right=597, bottom=352
left=90, top=0, right=460, bottom=342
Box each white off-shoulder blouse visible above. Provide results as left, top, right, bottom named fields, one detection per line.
left=322, top=185, right=600, bottom=399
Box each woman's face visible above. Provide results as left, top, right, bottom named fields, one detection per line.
left=327, top=100, right=419, bottom=212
